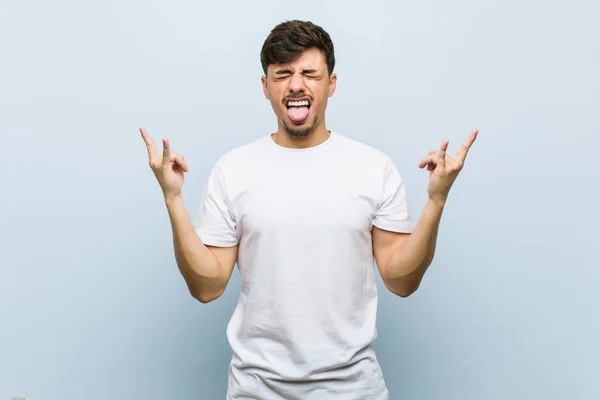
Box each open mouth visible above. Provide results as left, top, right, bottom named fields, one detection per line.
left=285, top=98, right=311, bottom=123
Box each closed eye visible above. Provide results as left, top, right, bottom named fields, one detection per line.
left=273, top=69, right=321, bottom=80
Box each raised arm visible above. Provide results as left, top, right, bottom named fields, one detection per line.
left=140, top=128, right=237, bottom=303
left=374, top=129, right=478, bottom=297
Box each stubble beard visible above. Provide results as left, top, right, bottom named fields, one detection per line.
left=281, top=115, right=321, bottom=138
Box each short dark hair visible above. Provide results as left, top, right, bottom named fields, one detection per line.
left=260, top=20, right=335, bottom=77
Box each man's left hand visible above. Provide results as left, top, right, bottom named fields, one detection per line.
left=418, top=129, right=479, bottom=205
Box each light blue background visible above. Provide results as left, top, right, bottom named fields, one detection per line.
left=1, top=0, right=598, bottom=399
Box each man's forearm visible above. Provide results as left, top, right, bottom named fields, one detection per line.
left=385, top=198, right=445, bottom=291
left=164, top=195, right=224, bottom=299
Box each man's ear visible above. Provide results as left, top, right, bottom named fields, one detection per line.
left=328, top=73, right=337, bottom=97
left=261, top=76, right=269, bottom=100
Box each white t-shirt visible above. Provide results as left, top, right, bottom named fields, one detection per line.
left=193, top=131, right=413, bottom=399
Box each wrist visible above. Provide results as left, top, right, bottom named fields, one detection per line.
left=164, top=194, right=184, bottom=208
left=427, top=196, right=447, bottom=209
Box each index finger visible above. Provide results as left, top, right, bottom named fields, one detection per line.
left=455, top=129, right=478, bottom=162
left=162, top=137, right=171, bottom=167
left=140, top=127, right=159, bottom=161
left=437, top=140, right=449, bottom=168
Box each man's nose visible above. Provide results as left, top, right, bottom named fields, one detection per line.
left=288, top=73, right=306, bottom=92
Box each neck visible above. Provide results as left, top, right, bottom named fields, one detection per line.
left=272, top=124, right=330, bottom=149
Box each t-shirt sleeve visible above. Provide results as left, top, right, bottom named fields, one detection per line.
left=192, top=164, right=239, bottom=247
left=372, top=157, right=413, bottom=233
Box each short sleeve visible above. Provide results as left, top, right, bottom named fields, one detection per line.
left=372, top=157, right=413, bottom=233
left=192, top=164, right=239, bottom=247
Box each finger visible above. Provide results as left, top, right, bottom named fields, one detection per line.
left=455, top=129, right=478, bottom=163
left=170, top=152, right=189, bottom=172
left=139, top=128, right=159, bottom=162
left=419, top=154, right=438, bottom=169
left=162, top=138, right=171, bottom=167
left=418, top=155, right=432, bottom=169
left=437, top=140, right=449, bottom=169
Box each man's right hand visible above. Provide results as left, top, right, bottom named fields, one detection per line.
left=140, top=127, right=189, bottom=200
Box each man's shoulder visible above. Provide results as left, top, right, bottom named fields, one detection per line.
left=335, top=132, right=393, bottom=164
left=214, top=134, right=269, bottom=170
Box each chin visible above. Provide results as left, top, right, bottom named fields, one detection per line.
left=281, top=107, right=321, bottom=136
left=282, top=117, right=320, bottom=138
left=287, top=127, right=313, bottom=138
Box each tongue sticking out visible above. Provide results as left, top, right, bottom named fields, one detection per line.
left=287, top=106, right=310, bottom=122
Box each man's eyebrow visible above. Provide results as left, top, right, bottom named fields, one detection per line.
left=274, top=68, right=320, bottom=75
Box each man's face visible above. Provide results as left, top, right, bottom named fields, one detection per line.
left=261, top=48, right=337, bottom=138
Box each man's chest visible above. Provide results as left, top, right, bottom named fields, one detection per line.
left=231, top=172, right=380, bottom=237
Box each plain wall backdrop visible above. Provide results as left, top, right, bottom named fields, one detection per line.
left=1, top=0, right=598, bottom=399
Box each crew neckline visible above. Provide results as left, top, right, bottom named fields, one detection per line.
left=265, top=131, right=338, bottom=154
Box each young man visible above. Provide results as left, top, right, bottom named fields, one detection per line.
left=140, top=20, right=477, bottom=400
